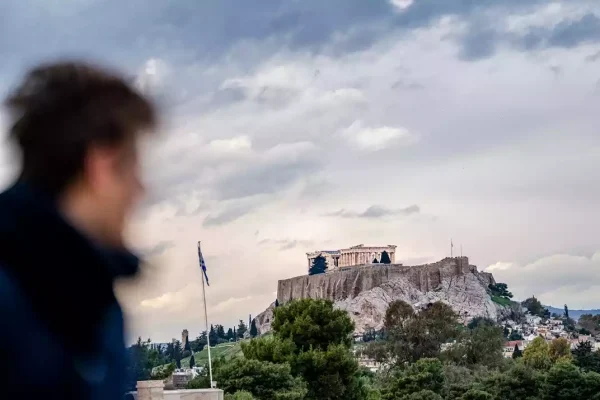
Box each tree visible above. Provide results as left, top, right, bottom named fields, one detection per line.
left=225, top=392, right=255, bottom=400
left=233, top=327, right=237, bottom=341
left=488, top=283, right=513, bottom=299
left=549, top=338, right=573, bottom=363
left=384, top=358, right=445, bottom=399
left=291, top=344, right=359, bottom=400
left=226, top=328, right=234, bottom=341
left=209, top=325, right=218, bottom=345
left=151, top=362, right=176, bottom=380
left=481, top=363, right=544, bottom=400
left=523, top=336, right=551, bottom=370
left=461, top=390, right=493, bottom=400
left=372, top=258, right=379, bottom=264
left=217, top=324, right=226, bottom=339
left=380, top=251, right=391, bottom=264
left=542, top=361, right=587, bottom=400
left=216, top=358, right=306, bottom=400
left=564, top=304, right=570, bottom=320
left=189, top=354, right=196, bottom=369
left=237, top=320, right=248, bottom=339
left=443, top=323, right=504, bottom=368
left=244, top=299, right=361, bottom=400
left=309, top=255, right=328, bottom=275
left=509, top=330, right=524, bottom=341
left=467, top=317, right=495, bottom=330
left=271, top=298, right=355, bottom=352
left=275, top=299, right=280, bottom=307
left=512, top=343, right=523, bottom=359
left=250, top=318, right=258, bottom=338
left=376, top=300, right=459, bottom=365
left=522, top=296, right=547, bottom=318
left=573, top=341, right=600, bottom=373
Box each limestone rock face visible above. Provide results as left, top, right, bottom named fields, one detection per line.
left=257, top=257, right=516, bottom=334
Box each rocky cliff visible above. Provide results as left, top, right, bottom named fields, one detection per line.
left=256, top=257, right=517, bottom=334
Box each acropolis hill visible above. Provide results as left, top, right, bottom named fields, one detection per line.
left=256, top=255, right=518, bottom=334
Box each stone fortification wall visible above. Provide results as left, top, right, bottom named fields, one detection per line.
left=277, top=257, right=484, bottom=304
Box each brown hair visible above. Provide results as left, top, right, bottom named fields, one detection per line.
left=4, top=61, right=157, bottom=196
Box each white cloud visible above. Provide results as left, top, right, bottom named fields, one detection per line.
left=342, top=120, right=414, bottom=151
left=487, top=252, right=600, bottom=309
left=390, top=0, right=414, bottom=11
left=209, top=135, right=252, bottom=154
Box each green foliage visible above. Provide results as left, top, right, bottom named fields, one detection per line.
left=151, top=362, right=176, bottom=380
left=441, top=324, right=504, bottom=368
left=272, top=298, right=354, bottom=352
left=383, top=359, right=444, bottom=399
left=189, top=354, right=196, bottom=368
left=579, top=314, right=600, bottom=333
left=573, top=341, right=600, bottom=373
left=491, top=296, right=512, bottom=306
left=512, top=344, right=523, bottom=359
left=402, top=390, right=443, bottom=400
left=250, top=319, right=258, bottom=338
left=225, top=391, right=255, bottom=400
left=373, top=258, right=379, bottom=263
left=548, top=338, right=572, bottom=363
left=227, top=328, right=234, bottom=341
left=242, top=337, right=296, bottom=364
left=543, top=361, right=588, bottom=399
left=522, top=337, right=552, bottom=370
left=216, top=358, right=306, bottom=400
left=480, top=363, right=543, bottom=400
left=467, top=317, right=495, bottom=330
left=488, top=283, right=513, bottom=299
left=292, top=344, right=359, bottom=400
left=460, top=389, right=493, bottom=400
left=308, top=255, right=328, bottom=275
left=522, top=297, right=549, bottom=318
left=380, top=251, right=392, bottom=264
left=217, top=325, right=226, bottom=339
left=238, top=320, right=248, bottom=339
left=508, top=330, right=524, bottom=341
left=374, top=300, right=459, bottom=365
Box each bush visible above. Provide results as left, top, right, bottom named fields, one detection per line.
left=225, top=391, right=255, bottom=400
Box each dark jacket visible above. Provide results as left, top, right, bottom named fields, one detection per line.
left=0, top=183, right=139, bottom=399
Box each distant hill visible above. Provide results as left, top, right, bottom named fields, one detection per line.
left=545, top=306, right=600, bottom=320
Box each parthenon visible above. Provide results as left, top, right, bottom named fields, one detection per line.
left=306, top=244, right=397, bottom=271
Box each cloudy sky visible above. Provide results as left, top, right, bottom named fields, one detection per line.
left=1, top=0, right=600, bottom=342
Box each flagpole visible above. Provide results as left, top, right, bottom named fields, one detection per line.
left=198, top=241, right=214, bottom=388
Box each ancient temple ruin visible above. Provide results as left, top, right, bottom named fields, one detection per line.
left=306, top=244, right=397, bottom=271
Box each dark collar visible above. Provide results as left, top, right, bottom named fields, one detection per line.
left=0, top=182, right=139, bottom=354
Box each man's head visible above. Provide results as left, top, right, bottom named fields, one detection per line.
left=5, top=61, right=157, bottom=247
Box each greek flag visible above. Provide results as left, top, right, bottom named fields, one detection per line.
left=198, top=242, right=209, bottom=286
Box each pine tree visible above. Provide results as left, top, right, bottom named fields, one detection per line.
left=275, top=299, right=279, bottom=307
left=512, top=343, right=523, bottom=359
left=237, top=320, right=248, bottom=338
left=250, top=318, right=258, bottom=337
left=217, top=325, right=226, bottom=339
left=209, top=324, right=218, bottom=345
left=189, top=354, right=196, bottom=368
left=372, top=258, right=379, bottom=263
left=308, top=255, right=328, bottom=275
left=380, top=251, right=392, bottom=264
left=564, top=304, right=570, bottom=320
left=226, top=328, right=234, bottom=341
left=233, top=327, right=237, bottom=341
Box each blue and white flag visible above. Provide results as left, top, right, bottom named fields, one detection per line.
left=197, top=242, right=209, bottom=286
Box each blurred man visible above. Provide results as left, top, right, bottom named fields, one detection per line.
left=0, top=61, right=156, bottom=399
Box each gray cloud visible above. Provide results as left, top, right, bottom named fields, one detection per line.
left=203, top=201, right=260, bottom=227
left=326, top=204, right=420, bottom=219
left=258, top=238, right=314, bottom=251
